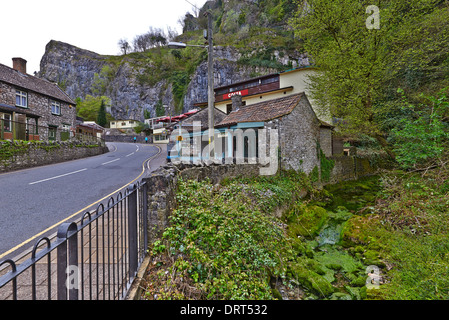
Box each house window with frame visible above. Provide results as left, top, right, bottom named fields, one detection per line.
left=2, top=114, right=11, bottom=132
left=16, top=90, right=28, bottom=108
left=51, top=100, right=61, bottom=115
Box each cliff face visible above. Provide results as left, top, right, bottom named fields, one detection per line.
left=37, top=2, right=307, bottom=121
left=38, top=41, right=280, bottom=121
left=39, top=40, right=174, bottom=121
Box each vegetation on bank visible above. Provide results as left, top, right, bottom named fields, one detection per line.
left=142, top=162, right=449, bottom=300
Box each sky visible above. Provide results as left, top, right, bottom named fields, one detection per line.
left=0, top=0, right=208, bottom=75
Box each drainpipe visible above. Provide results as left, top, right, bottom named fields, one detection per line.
left=12, top=112, right=16, bottom=141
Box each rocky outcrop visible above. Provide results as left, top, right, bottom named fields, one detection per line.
left=38, top=41, right=278, bottom=121
left=39, top=41, right=175, bottom=121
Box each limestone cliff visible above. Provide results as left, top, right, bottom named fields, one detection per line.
left=38, top=41, right=279, bottom=121
left=38, top=0, right=308, bottom=121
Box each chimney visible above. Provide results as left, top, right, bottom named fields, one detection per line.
left=231, top=95, right=242, bottom=112
left=12, top=57, right=27, bottom=74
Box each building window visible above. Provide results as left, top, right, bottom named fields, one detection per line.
left=2, top=114, right=11, bottom=132
left=51, top=100, right=61, bottom=115
left=261, top=76, right=279, bottom=85
left=16, top=90, right=28, bottom=108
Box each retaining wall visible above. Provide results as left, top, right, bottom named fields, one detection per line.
left=0, top=140, right=109, bottom=173
left=142, top=155, right=388, bottom=242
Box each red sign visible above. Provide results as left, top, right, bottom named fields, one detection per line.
left=223, top=89, right=249, bottom=100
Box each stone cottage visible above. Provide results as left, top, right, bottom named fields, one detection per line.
left=215, top=92, right=334, bottom=174
left=0, top=58, right=76, bottom=141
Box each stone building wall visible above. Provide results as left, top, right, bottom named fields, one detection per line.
left=0, top=81, right=76, bottom=141
left=277, top=95, right=321, bottom=174
left=320, top=127, right=333, bottom=157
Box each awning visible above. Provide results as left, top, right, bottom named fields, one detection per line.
left=0, top=103, right=41, bottom=118
left=172, top=114, right=188, bottom=120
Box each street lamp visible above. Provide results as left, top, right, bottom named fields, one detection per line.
left=167, top=11, right=215, bottom=161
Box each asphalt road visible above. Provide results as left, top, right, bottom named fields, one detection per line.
left=0, top=142, right=164, bottom=260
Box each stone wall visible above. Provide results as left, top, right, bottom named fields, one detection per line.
left=0, top=140, right=108, bottom=173
left=143, top=154, right=387, bottom=243
left=277, top=94, right=321, bottom=174
left=326, top=154, right=392, bottom=185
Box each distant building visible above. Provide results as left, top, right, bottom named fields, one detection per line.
left=76, top=121, right=105, bottom=141
left=109, top=119, right=139, bottom=131
left=145, top=110, right=199, bottom=144
left=194, top=67, right=331, bottom=124
left=0, top=57, right=77, bottom=141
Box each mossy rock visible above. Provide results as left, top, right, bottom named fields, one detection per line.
left=271, top=288, right=283, bottom=300
left=287, top=204, right=328, bottom=239
left=288, top=262, right=335, bottom=297
left=330, top=292, right=352, bottom=300
left=344, top=286, right=362, bottom=300
left=350, top=275, right=368, bottom=287
left=314, top=247, right=364, bottom=275
left=340, top=215, right=378, bottom=248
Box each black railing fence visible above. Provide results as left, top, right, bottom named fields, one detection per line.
left=1, top=118, right=105, bottom=145
left=0, top=181, right=148, bottom=300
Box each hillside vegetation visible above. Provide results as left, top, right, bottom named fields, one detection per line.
left=141, top=0, right=449, bottom=300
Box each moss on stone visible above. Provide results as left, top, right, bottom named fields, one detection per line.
left=287, top=204, right=328, bottom=239
left=288, top=261, right=335, bottom=297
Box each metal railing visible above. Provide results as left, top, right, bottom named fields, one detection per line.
left=1, top=118, right=105, bottom=145
left=0, top=181, right=148, bottom=300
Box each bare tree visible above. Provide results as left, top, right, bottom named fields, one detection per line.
left=166, top=26, right=179, bottom=42
left=132, top=27, right=168, bottom=52
left=118, top=38, right=131, bottom=55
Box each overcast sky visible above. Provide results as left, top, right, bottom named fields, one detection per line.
left=1, top=0, right=208, bottom=74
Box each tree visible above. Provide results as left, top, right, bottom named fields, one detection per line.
left=290, top=0, right=447, bottom=160
left=118, top=38, right=131, bottom=55
left=97, top=99, right=107, bottom=127
left=77, top=95, right=111, bottom=122
left=132, top=27, right=168, bottom=52
left=391, top=88, right=449, bottom=170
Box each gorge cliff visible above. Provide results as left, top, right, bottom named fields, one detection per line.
left=38, top=0, right=308, bottom=122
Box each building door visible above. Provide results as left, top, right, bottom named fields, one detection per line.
left=48, top=126, right=57, bottom=141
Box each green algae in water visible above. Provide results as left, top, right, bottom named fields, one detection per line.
left=286, top=176, right=383, bottom=299
left=317, top=209, right=353, bottom=246
left=322, top=176, right=382, bottom=212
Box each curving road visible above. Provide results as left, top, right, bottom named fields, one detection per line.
left=0, top=142, right=165, bottom=260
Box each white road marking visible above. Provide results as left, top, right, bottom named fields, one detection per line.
left=29, top=168, right=88, bottom=185
left=101, top=158, right=120, bottom=165
left=126, top=152, right=135, bottom=157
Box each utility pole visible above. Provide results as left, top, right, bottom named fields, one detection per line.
left=206, top=10, right=215, bottom=160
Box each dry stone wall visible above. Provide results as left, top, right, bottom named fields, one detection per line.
left=0, top=140, right=108, bottom=173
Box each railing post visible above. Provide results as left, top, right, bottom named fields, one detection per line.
left=142, top=182, right=148, bottom=251
left=57, top=222, right=78, bottom=300
left=128, top=184, right=138, bottom=279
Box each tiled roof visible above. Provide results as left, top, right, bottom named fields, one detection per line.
left=0, top=63, right=75, bottom=105
left=175, top=107, right=228, bottom=131
left=217, top=92, right=305, bottom=127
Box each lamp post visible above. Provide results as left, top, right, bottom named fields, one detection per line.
left=168, top=11, right=215, bottom=160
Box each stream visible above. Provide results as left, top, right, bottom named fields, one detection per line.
left=288, top=175, right=382, bottom=300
